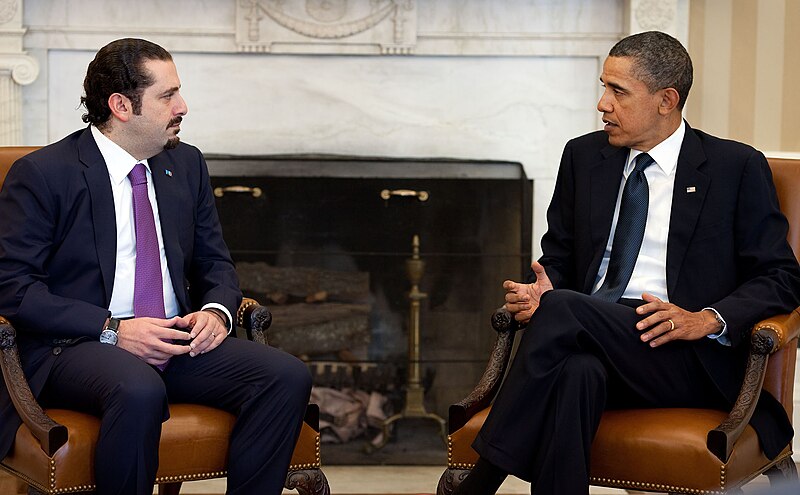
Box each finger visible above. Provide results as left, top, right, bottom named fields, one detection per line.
left=190, top=331, right=221, bottom=356
left=505, top=290, right=531, bottom=306
left=159, top=328, right=193, bottom=341
left=641, top=320, right=675, bottom=345
left=172, top=315, right=193, bottom=330
left=156, top=341, right=192, bottom=357
left=531, top=261, right=546, bottom=275
left=640, top=292, right=661, bottom=303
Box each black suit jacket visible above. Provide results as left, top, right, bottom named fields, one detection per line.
left=535, top=123, right=800, bottom=457
left=0, top=127, right=242, bottom=457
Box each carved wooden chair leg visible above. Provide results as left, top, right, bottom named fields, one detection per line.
left=436, top=467, right=470, bottom=495
left=158, top=481, right=182, bottom=495
left=285, top=469, right=330, bottom=495
left=764, top=456, right=799, bottom=486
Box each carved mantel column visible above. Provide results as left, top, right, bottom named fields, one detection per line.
left=624, top=0, right=690, bottom=45
left=0, top=0, right=38, bottom=145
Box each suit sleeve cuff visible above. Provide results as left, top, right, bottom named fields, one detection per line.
left=704, top=307, right=731, bottom=346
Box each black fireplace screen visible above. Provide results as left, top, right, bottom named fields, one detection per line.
left=208, top=155, right=532, bottom=462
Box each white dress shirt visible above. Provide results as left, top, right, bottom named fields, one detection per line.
left=91, top=126, right=232, bottom=330
left=592, top=121, right=684, bottom=302
left=590, top=121, right=728, bottom=343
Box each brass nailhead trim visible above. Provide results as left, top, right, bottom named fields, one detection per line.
left=154, top=470, right=227, bottom=484
left=589, top=477, right=720, bottom=494
left=237, top=298, right=258, bottom=327
left=447, top=435, right=476, bottom=470
left=288, top=433, right=322, bottom=470
left=759, top=323, right=786, bottom=347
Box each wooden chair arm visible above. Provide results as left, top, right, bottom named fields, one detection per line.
left=448, top=307, right=521, bottom=433
left=236, top=297, right=273, bottom=345
left=706, top=307, right=800, bottom=462
left=0, top=317, right=67, bottom=456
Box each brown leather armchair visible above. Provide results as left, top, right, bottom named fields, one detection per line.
left=438, top=156, right=800, bottom=494
left=0, top=147, right=330, bottom=495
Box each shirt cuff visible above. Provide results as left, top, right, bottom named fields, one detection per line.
left=201, top=303, right=233, bottom=335
left=703, top=307, right=730, bottom=346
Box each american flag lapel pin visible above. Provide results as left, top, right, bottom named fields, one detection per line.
left=686, top=186, right=696, bottom=193
left=165, top=169, right=173, bottom=177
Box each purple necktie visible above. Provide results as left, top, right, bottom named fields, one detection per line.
left=128, top=163, right=168, bottom=369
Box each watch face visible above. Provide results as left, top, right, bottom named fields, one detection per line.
left=100, top=329, right=118, bottom=345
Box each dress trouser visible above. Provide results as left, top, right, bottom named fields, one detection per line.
left=39, top=336, right=312, bottom=495
left=472, top=289, right=727, bottom=495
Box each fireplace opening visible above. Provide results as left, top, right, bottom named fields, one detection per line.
left=209, top=155, right=532, bottom=464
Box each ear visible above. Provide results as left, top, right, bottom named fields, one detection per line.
left=107, top=93, right=132, bottom=123
left=658, top=87, right=681, bottom=115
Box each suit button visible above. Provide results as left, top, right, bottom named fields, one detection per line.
left=52, top=347, right=62, bottom=356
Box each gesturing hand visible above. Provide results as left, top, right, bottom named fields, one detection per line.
left=502, top=261, right=554, bottom=324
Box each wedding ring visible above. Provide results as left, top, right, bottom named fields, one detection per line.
left=211, top=332, right=216, bottom=339
left=668, top=319, right=675, bottom=331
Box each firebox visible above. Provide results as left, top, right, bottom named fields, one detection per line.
left=208, top=154, right=532, bottom=463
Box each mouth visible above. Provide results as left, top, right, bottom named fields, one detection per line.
left=602, top=118, right=618, bottom=131
left=167, top=116, right=182, bottom=130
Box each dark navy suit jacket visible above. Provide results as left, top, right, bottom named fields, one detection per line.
left=0, top=127, right=241, bottom=458
left=533, top=123, right=800, bottom=458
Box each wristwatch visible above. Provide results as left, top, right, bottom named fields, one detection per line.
left=99, top=317, right=121, bottom=345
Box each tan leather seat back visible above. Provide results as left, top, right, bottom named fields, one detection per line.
left=764, top=156, right=800, bottom=416
left=0, top=146, right=40, bottom=189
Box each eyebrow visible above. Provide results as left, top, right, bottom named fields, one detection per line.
left=159, top=86, right=180, bottom=96
left=599, top=76, right=627, bottom=93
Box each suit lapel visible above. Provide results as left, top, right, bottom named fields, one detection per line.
left=79, top=128, right=116, bottom=306
left=666, top=125, right=709, bottom=298
left=148, top=154, right=187, bottom=310
left=584, top=145, right=628, bottom=292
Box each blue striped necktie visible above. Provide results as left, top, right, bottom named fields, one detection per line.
left=593, top=152, right=656, bottom=302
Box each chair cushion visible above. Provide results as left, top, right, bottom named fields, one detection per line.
left=2, top=404, right=320, bottom=493
left=448, top=406, right=790, bottom=493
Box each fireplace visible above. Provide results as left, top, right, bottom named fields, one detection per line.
left=208, top=154, right=532, bottom=462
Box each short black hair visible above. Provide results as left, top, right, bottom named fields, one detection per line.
left=609, top=31, right=693, bottom=110
left=81, top=38, right=173, bottom=128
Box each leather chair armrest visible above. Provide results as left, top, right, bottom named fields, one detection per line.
left=236, top=297, right=273, bottom=345
left=750, top=308, right=800, bottom=354
left=706, top=307, right=800, bottom=463
left=448, top=307, right=521, bottom=433
left=0, top=317, right=67, bottom=456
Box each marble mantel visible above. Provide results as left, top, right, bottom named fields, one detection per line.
left=18, top=0, right=689, bottom=261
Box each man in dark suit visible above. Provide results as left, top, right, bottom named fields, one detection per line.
left=455, top=31, right=800, bottom=494
left=0, top=38, right=312, bottom=495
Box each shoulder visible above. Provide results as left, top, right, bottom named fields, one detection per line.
left=560, top=129, right=623, bottom=167
left=688, top=126, right=762, bottom=160
left=6, top=130, right=87, bottom=184
left=564, top=129, right=610, bottom=151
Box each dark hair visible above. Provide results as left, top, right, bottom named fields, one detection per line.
left=609, top=31, right=693, bottom=110
left=81, top=38, right=173, bottom=128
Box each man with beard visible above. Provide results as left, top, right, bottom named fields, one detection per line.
left=0, top=38, right=311, bottom=495
left=454, top=31, right=800, bottom=494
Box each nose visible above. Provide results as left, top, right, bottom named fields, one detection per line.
left=175, top=93, right=188, bottom=116
left=597, top=89, right=612, bottom=114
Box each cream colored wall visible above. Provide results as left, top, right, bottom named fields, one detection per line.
left=687, top=0, right=800, bottom=152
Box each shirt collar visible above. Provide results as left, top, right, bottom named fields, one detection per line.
left=625, top=120, right=686, bottom=177
left=90, top=125, right=151, bottom=185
